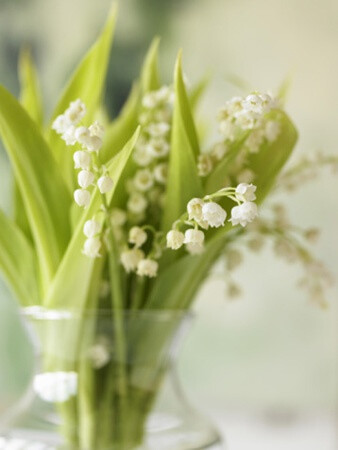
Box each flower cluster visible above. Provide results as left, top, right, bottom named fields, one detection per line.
left=127, top=86, right=174, bottom=219
left=197, top=92, right=281, bottom=180
left=116, top=86, right=174, bottom=277
left=53, top=100, right=114, bottom=258
left=166, top=183, right=258, bottom=255
left=120, top=226, right=159, bottom=277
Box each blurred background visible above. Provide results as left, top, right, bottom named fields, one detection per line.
left=0, top=0, right=337, bottom=448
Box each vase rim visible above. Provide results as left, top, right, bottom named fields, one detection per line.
left=21, top=305, right=194, bottom=322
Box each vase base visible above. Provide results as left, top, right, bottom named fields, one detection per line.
left=1, top=423, right=224, bottom=450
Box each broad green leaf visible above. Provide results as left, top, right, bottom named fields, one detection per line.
left=19, top=48, right=43, bottom=126
left=140, top=37, right=161, bottom=93
left=13, top=182, right=32, bottom=243
left=249, top=111, right=298, bottom=202
left=100, top=37, right=163, bottom=164
left=16, top=48, right=44, bottom=242
left=161, top=53, right=202, bottom=232
left=0, top=209, right=39, bottom=306
left=0, top=86, right=71, bottom=294
left=100, top=83, right=140, bottom=163
left=205, top=132, right=249, bottom=193
left=47, top=5, right=117, bottom=190
left=45, top=128, right=140, bottom=309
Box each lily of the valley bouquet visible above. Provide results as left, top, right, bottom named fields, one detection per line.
left=0, top=5, right=333, bottom=450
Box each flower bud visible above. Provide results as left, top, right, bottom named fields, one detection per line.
left=78, top=170, right=95, bottom=188
left=73, top=151, right=91, bottom=170
left=74, top=189, right=91, bottom=208
left=83, top=219, right=101, bottom=238
left=97, top=176, right=114, bottom=194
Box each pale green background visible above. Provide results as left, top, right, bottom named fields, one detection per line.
left=0, top=0, right=337, bottom=441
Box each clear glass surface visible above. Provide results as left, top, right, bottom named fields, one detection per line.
left=0, top=308, right=223, bottom=450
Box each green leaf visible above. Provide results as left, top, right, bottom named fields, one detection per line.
left=13, top=183, right=32, bottom=243
left=140, top=37, right=161, bottom=93
left=161, top=52, right=203, bottom=232
left=205, top=132, right=249, bottom=193
left=0, top=85, right=71, bottom=294
left=100, top=82, right=140, bottom=163
left=16, top=48, right=44, bottom=242
left=0, top=209, right=39, bottom=306
left=46, top=5, right=117, bottom=190
left=45, top=127, right=140, bottom=310
left=249, top=111, right=298, bottom=202
left=19, top=47, right=43, bottom=126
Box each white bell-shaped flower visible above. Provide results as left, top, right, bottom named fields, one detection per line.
left=153, top=163, right=168, bottom=184
left=74, top=189, right=91, bottom=208
left=184, top=229, right=205, bottom=245
left=230, top=202, right=258, bottom=227
left=128, top=227, right=147, bottom=248
left=83, top=219, right=101, bottom=238
left=89, top=121, right=105, bottom=139
left=121, top=248, right=144, bottom=273
left=83, top=237, right=102, bottom=258
left=61, top=125, right=77, bottom=146
left=187, top=198, right=204, bottom=222
left=133, top=169, right=154, bottom=192
left=235, top=183, right=257, bottom=202
left=86, top=135, right=103, bottom=152
left=73, top=151, right=91, bottom=170
left=127, top=192, right=148, bottom=214
left=78, top=170, right=95, bottom=189
left=64, top=99, right=86, bottom=124
left=166, top=230, right=185, bottom=250
left=202, top=202, right=227, bottom=228
left=97, top=176, right=114, bottom=194
left=52, top=114, right=70, bottom=134
left=136, top=258, right=158, bottom=277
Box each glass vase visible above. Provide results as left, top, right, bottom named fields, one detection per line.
left=0, top=308, right=223, bottom=450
